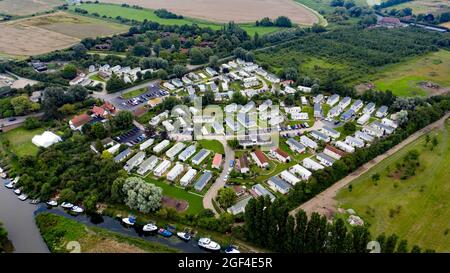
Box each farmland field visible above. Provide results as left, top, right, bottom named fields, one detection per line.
left=68, top=3, right=282, bottom=36
left=0, top=0, right=64, bottom=16
left=336, top=121, right=450, bottom=252
left=382, top=0, right=450, bottom=15
left=371, top=50, right=450, bottom=97
left=96, top=0, right=319, bottom=25
left=0, top=12, right=127, bottom=57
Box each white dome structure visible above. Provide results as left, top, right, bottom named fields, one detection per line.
left=32, top=131, right=62, bottom=148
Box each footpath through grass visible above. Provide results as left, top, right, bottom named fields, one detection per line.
left=336, top=121, right=450, bottom=252
left=35, top=213, right=179, bottom=253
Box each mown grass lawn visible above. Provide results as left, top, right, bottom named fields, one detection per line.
left=336, top=121, right=450, bottom=252
left=121, top=88, right=147, bottom=99
left=0, top=127, right=45, bottom=157
left=69, top=3, right=280, bottom=36
left=197, top=139, right=224, bottom=154
left=144, top=177, right=204, bottom=215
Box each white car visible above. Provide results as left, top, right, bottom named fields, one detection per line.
left=224, top=175, right=229, bottom=181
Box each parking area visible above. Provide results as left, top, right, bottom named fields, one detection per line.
left=114, top=126, right=146, bottom=146
left=112, top=84, right=169, bottom=111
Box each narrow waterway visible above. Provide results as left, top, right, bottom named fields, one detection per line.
left=0, top=178, right=49, bottom=253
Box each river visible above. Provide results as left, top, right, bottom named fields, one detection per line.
left=1, top=178, right=209, bottom=253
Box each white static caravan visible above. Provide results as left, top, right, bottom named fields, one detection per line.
left=345, top=136, right=365, bottom=148
left=153, top=160, right=171, bottom=177
left=351, top=100, right=363, bottom=112
left=316, top=152, right=335, bottom=167
left=267, top=176, right=292, bottom=195
left=124, top=151, right=146, bottom=172
left=327, top=94, right=340, bottom=106
left=357, top=113, right=371, bottom=125
left=166, top=142, right=186, bottom=160
left=362, top=125, right=383, bottom=138
left=153, top=140, right=170, bottom=154
left=381, top=118, right=398, bottom=129
left=192, top=149, right=211, bottom=165
left=310, top=130, right=331, bottom=143
left=166, top=163, right=184, bottom=181
left=180, top=168, right=197, bottom=187
left=280, top=170, right=301, bottom=186
left=137, top=156, right=159, bottom=175
left=290, top=164, right=312, bottom=180
left=286, top=138, right=306, bottom=153
left=355, top=131, right=374, bottom=143
left=303, top=158, right=324, bottom=171
left=363, top=102, right=376, bottom=115
left=335, top=141, right=355, bottom=153
left=139, top=138, right=154, bottom=151
left=322, top=126, right=340, bottom=139
left=178, top=144, right=196, bottom=162
left=300, top=135, right=318, bottom=150
left=338, top=97, right=352, bottom=110
left=376, top=106, right=388, bottom=118
left=298, top=85, right=312, bottom=93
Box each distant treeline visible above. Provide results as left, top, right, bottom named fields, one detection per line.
left=154, top=9, right=184, bottom=19
left=375, top=0, right=413, bottom=10
left=255, top=16, right=293, bottom=28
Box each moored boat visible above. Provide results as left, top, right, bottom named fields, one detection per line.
left=198, top=237, right=221, bottom=251
left=224, top=245, right=240, bottom=253
left=18, top=194, right=28, bottom=201
left=122, top=216, right=136, bottom=226
left=61, top=202, right=74, bottom=209
left=157, top=228, right=173, bottom=237
left=142, top=223, right=158, bottom=232
left=71, top=206, right=84, bottom=214
left=177, top=232, right=191, bottom=241
left=46, top=200, right=58, bottom=206
left=5, top=182, right=14, bottom=189
left=13, top=188, right=21, bottom=195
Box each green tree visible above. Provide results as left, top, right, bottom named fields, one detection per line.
left=61, top=64, right=78, bottom=80
left=216, top=187, right=237, bottom=208
left=112, top=111, right=133, bottom=130
left=122, top=177, right=162, bottom=213
left=172, top=64, right=186, bottom=78
left=106, top=73, right=127, bottom=93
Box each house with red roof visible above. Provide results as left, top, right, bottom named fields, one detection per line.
left=212, top=153, right=223, bottom=169
left=69, top=113, right=93, bottom=131
left=270, top=147, right=291, bottom=163
left=251, top=149, right=269, bottom=168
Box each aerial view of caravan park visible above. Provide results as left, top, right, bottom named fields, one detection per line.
left=0, top=0, right=449, bottom=265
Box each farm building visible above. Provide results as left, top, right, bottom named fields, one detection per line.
left=153, top=160, right=171, bottom=177
left=180, top=168, right=197, bottom=187
left=363, top=102, right=376, bottom=115
left=194, top=171, right=213, bottom=191
left=357, top=113, right=371, bottom=125
left=251, top=184, right=275, bottom=202
left=227, top=196, right=252, bottom=215
left=321, top=126, right=340, bottom=139
left=316, top=152, right=335, bottom=167
left=192, top=149, right=211, bottom=165
left=351, top=100, right=363, bottom=112
left=327, top=94, right=340, bottom=106
left=212, top=154, right=223, bottom=169
left=300, top=135, right=318, bottom=150
left=310, top=130, right=331, bottom=143
left=268, top=176, right=292, bottom=195
left=153, top=140, right=170, bottom=153
left=114, top=148, right=132, bottom=163
left=124, top=152, right=145, bottom=172
left=167, top=163, right=184, bottom=181
left=166, top=142, right=186, bottom=160
left=303, top=158, right=324, bottom=171
left=251, top=150, right=269, bottom=168
left=324, top=145, right=346, bottom=160
left=280, top=170, right=300, bottom=185
left=290, top=164, right=312, bottom=180
left=139, top=138, right=154, bottom=151
left=335, top=141, right=355, bottom=153
left=178, top=144, right=196, bottom=162
left=137, top=156, right=158, bottom=175
left=270, top=147, right=291, bottom=163
left=376, top=106, right=388, bottom=118
left=345, top=136, right=365, bottom=148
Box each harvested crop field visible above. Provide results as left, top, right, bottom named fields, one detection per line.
left=0, top=12, right=127, bottom=57
left=0, top=0, right=64, bottom=16
left=98, top=0, right=319, bottom=25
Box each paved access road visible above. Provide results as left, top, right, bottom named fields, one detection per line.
left=290, top=112, right=450, bottom=219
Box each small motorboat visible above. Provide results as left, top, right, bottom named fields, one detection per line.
left=29, top=198, right=40, bottom=205
left=157, top=228, right=173, bottom=237
left=224, top=245, right=240, bottom=253
left=198, top=238, right=221, bottom=251
left=46, top=200, right=58, bottom=207
left=18, top=194, right=28, bottom=201
left=61, top=202, right=74, bottom=209
left=122, top=216, right=136, bottom=226
left=142, top=223, right=158, bottom=232
left=177, top=232, right=191, bottom=241
left=0, top=172, right=6, bottom=179
left=71, top=206, right=84, bottom=214
left=13, top=188, right=21, bottom=195
left=5, top=182, right=14, bottom=189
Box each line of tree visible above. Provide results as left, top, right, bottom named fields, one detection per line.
left=154, top=9, right=184, bottom=19
left=243, top=196, right=433, bottom=253
left=284, top=95, right=450, bottom=210
left=255, top=16, right=293, bottom=28
left=375, top=0, right=413, bottom=10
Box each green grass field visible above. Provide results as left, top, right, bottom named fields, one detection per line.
left=370, top=50, right=450, bottom=97
left=121, top=88, right=147, bottom=99
left=0, top=127, right=45, bottom=157
left=336, top=120, right=450, bottom=252
left=197, top=140, right=224, bottom=154
left=36, top=213, right=179, bottom=253
left=145, top=177, right=204, bottom=214
left=69, top=3, right=281, bottom=36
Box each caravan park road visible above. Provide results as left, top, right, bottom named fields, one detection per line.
left=290, top=112, right=450, bottom=219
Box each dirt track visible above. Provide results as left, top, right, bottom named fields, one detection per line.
left=290, top=112, right=450, bottom=219
left=99, top=0, right=318, bottom=25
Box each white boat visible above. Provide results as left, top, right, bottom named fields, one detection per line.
left=5, top=182, right=14, bottom=189
left=122, top=217, right=136, bottom=226
left=13, top=188, right=21, bottom=195
left=0, top=173, right=6, bottom=179
left=177, top=232, right=191, bottom=241
left=198, top=238, right=221, bottom=251
left=18, top=194, right=28, bottom=201
left=225, top=245, right=240, bottom=253
left=61, top=202, right=74, bottom=209
left=46, top=200, right=58, bottom=206
left=71, top=206, right=84, bottom=213
left=143, top=223, right=158, bottom=232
